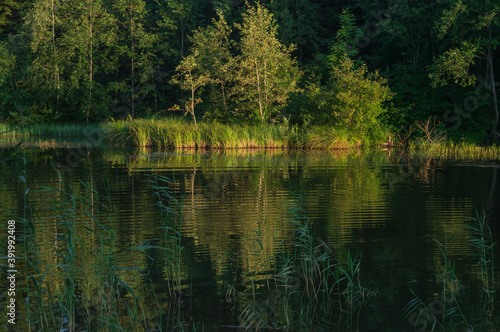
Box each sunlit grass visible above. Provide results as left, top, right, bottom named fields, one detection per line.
left=104, top=117, right=295, bottom=148
left=408, top=140, right=500, bottom=159
left=302, top=126, right=358, bottom=149
left=103, top=117, right=370, bottom=150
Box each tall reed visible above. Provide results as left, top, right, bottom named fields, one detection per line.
left=103, top=117, right=379, bottom=150
left=147, top=174, right=184, bottom=295
left=6, top=159, right=193, bottom=331
left=465, top=210, right=496, bottom=295
left=134, top=173, right=191, bottom=331
left=236, top=196, right=376, bottom=331
left=404, top=212, right=498, bottom=331
left=465, top=210, right=497, bottom=328
left=0, top=123, right=103, bottom=139
left=16, top=145, right=52, bottom=331
left=408, top=141, right=500, bottom=159
left=404, top=221, right=469, bottom=331
left=11, top=170, right=147, bottom=331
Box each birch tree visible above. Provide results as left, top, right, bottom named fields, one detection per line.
left=236, top=3, right=300, bottom=122
left=189, top=13, right=235, bottom=118
left=170, top=51, right=212, bottom=126
left=24, top=0, right=65, bottom=117
left=62, top=0, right=116, bottom=121
left=113, top=0, right=152, bottom=118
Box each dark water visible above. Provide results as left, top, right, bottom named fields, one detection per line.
left=1, top=146, right=499, bottom=330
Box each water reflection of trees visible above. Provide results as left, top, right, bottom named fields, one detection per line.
left=1, top=148, right=498, bottom=329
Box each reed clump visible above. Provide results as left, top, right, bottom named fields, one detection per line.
left=302, top=126, right=358, bottom=150
left=408, top=140, right=500, bottom=159
left=131, top=174, right=195, bottom=331
left=235, top=200, right=377, bottom=330
left=404, top=211, right=499, bottom=331
left=0, top=123, right=103, bottom=139
left=12, top=172, right=150, bottom=331
left=46, top=177, right=144, bottom=331
left=103, top=117, right=374, bottom=150
left=104, top=117, right=298, bottom=149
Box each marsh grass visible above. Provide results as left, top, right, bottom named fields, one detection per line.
left=404, top=212, right=498, bottom=331
left=408, top=141, right=500, bottom=159
left=10, top=169, right=151, bottom=331
left=132, top=173, right=194, bottom=331
left=235, top=198, right=377, bottom=331
left=38, top=175, right=145, bottom=331
left=15, top=148, right=52, bottom=331
left=3, top=153, right=198, bottom=331
left=150, top=174, right=184, bottom=298
left=104, top=117, right=298, bottom=149
left=103, top=117, right=373, bottom=150
left=3, top=119, right=500, bottom=156
left=465, top=210, right=496, bottom=294
left=0, top=123, right=103, bottom=139
left=303, top=126, right=359, bottom=150
left=465, top=210, right=498, bottom=328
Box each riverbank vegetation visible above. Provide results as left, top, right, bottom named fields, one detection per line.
left=3, top=118, right=500, bottom=159
left=1, top=1, right=500, bottom=149
left=104, top=117, right=369, bottom=149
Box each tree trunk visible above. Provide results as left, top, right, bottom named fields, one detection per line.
left=179, top=27, right=185, bottom=101
left=181, top=27, right=185, bottom=58
left=16, top=104, right=24, bottom=126
left=51, top=0, right=60, bottom=114
left=87, top=0, right=93, bottom=123
left=131, top=11, right=135, bottom=118
left=488, top=24, right=499, bottom=138
left=255, top=58, right=263, bottom=120
left=221, top=82, right=227, bottom=112
left=190, top=73, right=197, bottom=126
left=192, top=89, right=197, bottom=125
left=264, top=61, right=268, bottom=115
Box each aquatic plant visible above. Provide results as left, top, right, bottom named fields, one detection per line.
left=7, top=169, right=149, bottom=331
left=235, top=197, right=377, bottom=331
left=465, top=210, right=497, bottom=328
left=132, top=173, right=193, bottom=331
left=0, top=123, right=103, bottom=139
left=103, top=117, right=383, bottom=150
left=404, top=212, right=498, bottom=331
left=408, top=140, right=500, bottom=159
left=404, top=221, right=469, bottom=331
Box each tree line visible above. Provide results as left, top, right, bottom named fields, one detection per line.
left=0, top=0, right=499, bottom=141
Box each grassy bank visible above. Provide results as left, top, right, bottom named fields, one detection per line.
left=409, top=141, right=500, bottom=159
left=0, top=119, right=363, bottom=149
left=2, top=119, right=500, bottom=157
left=0, top=123, right=103, bottom=138
left=103, top=117, right=366, bottom=149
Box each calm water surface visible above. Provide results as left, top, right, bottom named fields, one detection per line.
left=1, top=146, right=499, bottom=330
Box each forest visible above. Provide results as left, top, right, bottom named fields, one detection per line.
left=1, top=0, right=499, bottom=145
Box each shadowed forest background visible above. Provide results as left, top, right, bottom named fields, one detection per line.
left=1, top=0, right=500, bottom=144
left=1, top=2, right=500, bottom=330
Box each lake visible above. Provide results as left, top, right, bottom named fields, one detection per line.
left=1, top=145, right=499, bottom=331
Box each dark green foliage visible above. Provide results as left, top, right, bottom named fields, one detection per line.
left=0, top=0, right=500, bottom=143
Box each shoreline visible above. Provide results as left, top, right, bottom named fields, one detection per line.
left=1, top=119, right=500, bottom=159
